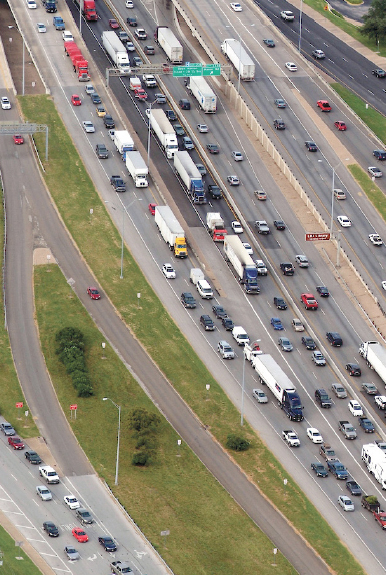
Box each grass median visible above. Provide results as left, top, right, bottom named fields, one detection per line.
left=21, top=94, right=365, bottom=575
left=0, top=524, right=42, bottom=575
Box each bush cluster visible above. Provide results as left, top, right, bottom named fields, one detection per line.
left=55, top=327, right=93, bottom=397
left=226, top=434, right=250, bottom=452
left=129, top=408, right=160, bottom=466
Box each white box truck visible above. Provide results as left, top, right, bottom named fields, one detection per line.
left=155, top=26, right=183, bottom=64
left=174, top=151, right=205, bottom=204
left=220, top=38, right=255, bottom=81
left=188, top=76, right=217, bottom=113
left=190, top=268, right=204, bottom=285
left=224, top=235, right=259, bottom=294
left=206, top=212, right=227, bottom=242
left=252, top=354, right=303, bottom=421
left=102, top=31, right=131, bottom=73
left=114, top=130, right=134, bottom=156
left=125, top=151, right=148, bottom=187
left=359, top=341, right=386, bottom=386
left=362, top=443, right=386, bottom=489
left=147, top=109, right=178, bottom=159
left=154, top=206, right=187, bottom=258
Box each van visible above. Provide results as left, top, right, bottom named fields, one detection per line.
left=196, top=279, right=213, bottom=299
left=232, top=326, right=250, bottom=346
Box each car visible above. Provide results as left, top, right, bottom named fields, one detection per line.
left=173, top=124, right=185, bottom=136
left=218, top=340, right=235, bottom=359
left=373, top=510, right=386, bottom=529
left=179, top=98, right=191, bottom=110
left=64, top=495, right=81, bottom=509
left=316, top=286, right=329, bottom=297
left=369, top=233, right=383, bottom=245
left=312, top=49, right=325, bottom=59
left=62, top=31, right=73, bottom=42
left=200, top=315, right=215, bottom=331
left=118, top=31, right=129, bottom=43
left=212, top=305, right=227, bottom=319
left=362, top=382, right=378, bottom=394
left=331, top=383, right=347, bottom=399
left=273, top=220, right=286, bottom=230
left=375, top=395, right=386, bottom=409
left=8, top=436, right=24, bottom=449
left=76, top=508, right=94, bottom=524
left=182, top=136, right=194, bottom=150
left=278, top=337, right=293, bottom=352
left=72, top=527, right=88, bottom=542
left=108, top=129, right=115, bottom=140
left=43, top=521, right=59, bottom=537
left=231, top=151, right=244, bottom=162
left=274, top=98, right=286, bottom=108
left=96, top=144, right=109, bottom=159
left=242, top=242, right=253, bottom=255
left=334, top=189, right=346, bottom=200
left=103, top=115, right=115, bottom=129
left=181, top=292, right=196, bottom=308
left=25, top=450, right=42, bottom=464
left=311, top=462, right=328, bottom=477
left=328, top=461, right=348, bottom=479
left=285, top=62, right=297, bottom=72
left=64, top=546, right=80, bottom=561
left=13, top=134, right=24, bottom=145
left=231, top=221, right=243, bottom=234
left=37, top=486, right=52, bottom=501
left=255, top=190, right=267, bottom=200
left=359, top=417, right=375, bottom=432
left=271, top=317, right=284, bottom=330
left=87, top=287, right=101, bottom=300
left=195, top=163, right=207, bottom=177
left=207, top=143, right=220, bottom=154
left=126, top=0, right=134, bottom=7
left=98, top=535, right=117, bottom=551
left=346, top=480, right=361, bottom=496
left=96, top=106, right=107, bottom=117
left=207, top=184, right=222, bottom=199
left=315, top=389, right=332, bottom=408
left=227, top=175, right=240, bottom=186
left=306, top=428, right=323, bottom=443
left=132, top=57, right=144, bottom=67
left=162, top=264, right=176, bottom=279
left=302, top=336, right=316, bottom=350
left=27, top=0, right=37, bottom=8
left=148, top=203, right=157, bottom=216
left=85, top=84, right=95, bottom=95
left=252, top=388, right=268, bottom=403
left=345, top=363, right=361, bottom=376
left=165, top=109, right=176, bottom=121
left=230, top=1, right=242, bottom=10
left=291, top=318, right=304, bottom=332
left=222, top=317, right=235, bottom=331
left=337, top=215, right=351, bottom=227
left=368, top=166, right=383, bottom=177
left=90, top=93, right=101, bottom=104
left=281, top=10, right=294, bottom=20
left=274, top=119, right=285, bottom=130
left=127, top=15, right=137, bottom=26
left=255, top=220, right=270, bottom=234
left=0, top=422, right=15, bottom=436
left=37, top=23, right=47, bottom=33
left=348, top=399, right=363, bottom=417
left=334, top=121, right=347, bottom=131
left=197, top=124, right=208, bottom=133
left=124, top=41, right=135, bottom=53
left=82, top=121, right=95, bottom=133
left=109, top=18, right=120, bottom=29
left=312, top=350, right=326, bottom=366
left=1, top=97, right=11, bottom=110
left=153, top=94, right=166, bottom=105
left=317, top=100, right=331, bottom=112
left=326, top=332, right=342, bottom=346
left=263, top=39, right=275, bottom=47
left=305, top=141, right=318, bottom=152
left=338, top=495, right=354, bottom=511
left=144, top=45, right=155, bottom=55
left=110, top=175, right=126, bottom=192
left=295, top=254, right=309, bottom=268
left=319, top=444, right=337, bottom=461
left=372, top=68, right=386, bottom=77
left=274, top=296, right=287, bottom=310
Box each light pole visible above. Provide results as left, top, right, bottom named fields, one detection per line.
left=102, top=397, right=121, bottom=485
left=8, top=26, right=24, bottom=96
left=241, top=339, right=260, bottom=426
left=106, top=198, right=142, bottom=279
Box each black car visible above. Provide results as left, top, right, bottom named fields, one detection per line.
left=373, top=150, right=386, bottom=160
left=345, top=363, right=361, bottom=376
left=207, top=143, right=220, bottom=154
left=273, top=119, right=285, bottom=130
left=316, top=285, right=329, bottom=297
left=200, top=314, right=215, bottom=331
left=346, top=480, right=362, bottom=496
left=179, top=98, right=191, bottom=110
left=25, top=450, right=42, bottom=464
left=76, top=508, right=94, bottom=524
left=173, top=124, right=185, bottom=136
left=90, top=93, right=101, bottom=104
left=311, top=462, right=328, bottom=477
left=43, top=521, right=59, bottom=537
left=207, top=184, right=222, bottom=199
left=372, top=68, right=386, bottom=78
left=127, top=16, right=137, bottom=25
left=103, top=115, right=115, bottom=128
left=98, top=536, right=117, bottom=552
left=181, top=292, right=196, bottom=308
left=222, top=317, right=235, bottom=331
left=301, top=336, right=316, bottom=350
left=315, top=388, right=332, bottom=408
left=212, top=305, right=227, bottom=319
left=273, top=220, right=286, bottom=230
left=144, top=45, right=155, bottom=55
left=305, top=141, right=318, bottom=152
left=96, top=144, right=109, bottom=159
left=110, top=176, right=126, bottom=192
left=165, top=109, right=177, bottom=121
left=273, top=296, right=287, bottom=310
left=326, top=332, right=343, bottom=347
left=263, top=38, right=275, bottom=47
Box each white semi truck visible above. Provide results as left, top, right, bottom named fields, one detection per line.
left=154, top=206, right=187, bottom=258
left=224, top=235, right=259, bottom=294
left=147, top=109, right=178, bottom=159
left=125, top=151, right=148, bottom=187
left=154, top=26, right=183, bottom=63
left=188, top=76, right=217, bottom=113
left=359, top=341, right=386, bottom=386
left=113, top=130, right=134, bottom=156
left=220, top=38, right=255, bottom=81
left=101, top=31, right=130, bottom=73
left=174, top=151, right=205, bottom=204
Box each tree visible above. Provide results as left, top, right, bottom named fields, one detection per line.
left=361, top=0, right=386, bottom=43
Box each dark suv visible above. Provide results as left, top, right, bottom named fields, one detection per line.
left=315, top=388, right=332, bottom=408
left=207, top=185, right=222, bottom=200
left=179, top=99, right=191, bottom=110
left=274, top=296, right=287, bottom=310
left=280, top=262, right=294, bottom=276
left=200, top=315, right=215, bottom=331
left=181, top=292, right=196, bottom=308
left=274, top=119, right=285, bottom=130
left=326, top=332, right=343, bottom=347
left=103, top=115, right=115, bottom=128
left=96, top=144, right=109, bottom=159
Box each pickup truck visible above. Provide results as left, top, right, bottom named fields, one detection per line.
left=255, top=220, right=270, bottom=234
left=110, top=176, right=126, bottom=192
left=282, top=430, right=300, bottom=447
left=361, top=494, right=381, bottom=512
left=110, top=560, right=133, bottom=574
left=280, top=262, right=294, bottom=276
left=373, top=510, right=386, bottom=529
left=338, top=420, right=357, bottom=439
left=358, top=417, right=375, bottom=433
left=319, top=443, right=337, bottom=461
left=327, top=460, right=348, bottom=479
left=39, top=465, right=60, bottom=484
left=375, top=395, right=386, bottom=410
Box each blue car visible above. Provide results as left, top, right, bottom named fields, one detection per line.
left=271, top=317, right=284, bottom=330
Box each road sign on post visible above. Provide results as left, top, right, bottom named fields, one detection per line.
left=203, top=64, right=221, bottom=76
left=305, top=232, right=330, bottom=241
left=173, top=64, right=203, bottom=77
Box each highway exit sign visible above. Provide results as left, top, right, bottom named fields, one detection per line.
left=305, top=232, right=330, bottom=241
left=203, top=64, right=221, bottom=76
left=173, top=63, right=203, bottom=77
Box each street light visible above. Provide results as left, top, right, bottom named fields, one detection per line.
left=105, top=198, right=142, bottom=279
left=8, top=26, right=24, bottom=96
left=241, top=339, right=260, bottom=426
left=102, top=397, right=121, bottom=485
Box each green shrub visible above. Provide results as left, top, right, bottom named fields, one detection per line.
left=55, top=327, right=93, bottom=396
left=132, top=451, right=150, bottom=466
left=226, top=434, right=250, bottom=451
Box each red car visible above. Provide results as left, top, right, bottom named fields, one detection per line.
left=148, top=203, right=157, bottom=215
left=317, top=100, right=331, bottom=112
left=134, top=88, right=148, bottom=100
left=72, top=527, right=88, bottom=542
left=8, top=436, right=24, bottom=449
left=373, top=510, right=386, bottom=529
left=109, top=18, right=119, bottom=29
left=87, top=287, right=101, bottom=300
left=334, top=120, right=347, bottom=131
left=13, top=134, right=24, bottom=145
left=71, top=94, right=82, bottom=106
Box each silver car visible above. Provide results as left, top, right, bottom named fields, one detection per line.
left=278, top=337, right=293, bottom=352
left=82, top=121, right=95, bottom=133
left=331, top=383, right=347, bottom=398
left=36, top=485, right=52, bottom=501
left=64, top=546, right=80, bottom=561
left=218, top=340, right=235, bottom=359
left=312, top=350, right=326, bottom=366
left=231, top=150, right=244, bottom=161
left=252, top=388, right=268, bottom=403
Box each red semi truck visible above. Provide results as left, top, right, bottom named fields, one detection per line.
left=74, top=0, right=97, bottom=21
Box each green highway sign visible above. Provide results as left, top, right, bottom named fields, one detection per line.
left=173, top=64, right=203, bottom=77
left=203, top=64, right=221, bottom=76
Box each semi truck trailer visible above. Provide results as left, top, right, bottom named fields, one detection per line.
left=174, top=151, right=205, bottom=204
left=147, top=109, right=178, bottom=159
left=154, top=26, right=183, bottom=63
left=188, top=76, right=217, bottom=113
left=125, top=151, right=148, bottom=187
left=220, top=38, right=255, bottom=81
left=102, top=31, right=130, bottom=73
left=224, top=235, right=259, bottom=293
left=154, top=206, right=187, bottom=258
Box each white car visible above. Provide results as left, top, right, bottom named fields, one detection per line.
left=126, top=0, right=134, bottom=6
left=126, top=41, right=135, bottom=52
left=64, top=495, right=81, bottom=509
left=369, top=233, right=383, bottom=246
left=162, top=263, right=176, bottom=279
left=230, top=2, right=242, bottom=10
left=291, top=318, right=304, bottom=332
left=306, top=427, right=323, bottom=444
left=242, top=242, right=253, bottom=255
left=82, top=120, right=95, bottom=133
left=338, top=495, right=354, bottom=512
left=197, top=124, right=208, bottom=133
left=337, top=215, right=352, bottom=227
left=231, top=221, right=243, bottom=234
left=1, top=97, right=11, bottom=110
left=62, top=31, right=74, bottom=42
left=231, top=150, right=244, bottom=161
left=295, top=254, right=309, bottom=268
left=348, top=399, right=363, bottom=417
left=36, top=486, right=52, bottom=501
left=37, top=23, right=47, bottom=33
left=227, top=175, right=240, bottom=186
left=285, top=62, right=297, bottom=72
left=252, top=388, right=268, bottom=403
left=27, top=0, right=37, bottom=8
left=368, top=166, right=382, bottom=178
left=85, top=84, right=95, bottom=95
